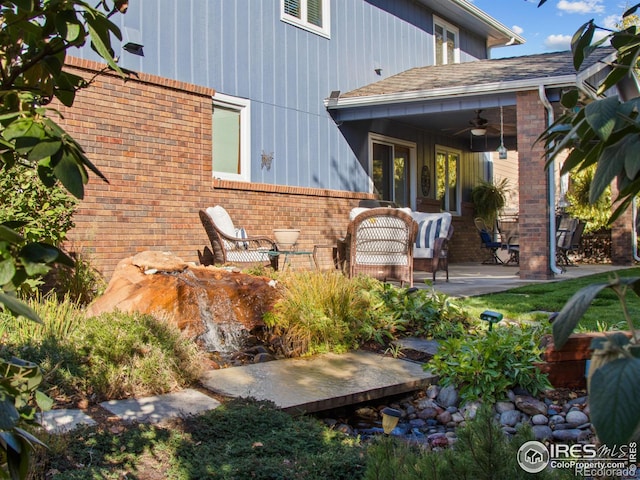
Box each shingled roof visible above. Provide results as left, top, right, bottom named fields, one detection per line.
left=340, top=48, right=615, bottom=99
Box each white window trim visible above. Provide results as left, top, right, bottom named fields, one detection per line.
left=433, top=15, right=460, bottom=65
left=280, top=0, right=331, bottom=39
left=212, top=92, right=251, bottom=182
left=435, top=144, right=462, bottom=215
left=368, top=133, right=417, bottom=210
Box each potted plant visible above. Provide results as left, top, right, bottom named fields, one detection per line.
left=471, top=178, right=510, bottom=230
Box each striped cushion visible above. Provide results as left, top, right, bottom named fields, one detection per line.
left=412, top=212, right=451, bottom=259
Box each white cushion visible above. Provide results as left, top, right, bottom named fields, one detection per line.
left=411, top=212, right=451, bottom=258
left=206, top=206, right=235, bottom=237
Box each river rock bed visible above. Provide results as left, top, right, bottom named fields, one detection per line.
left=318, top=384, right=594, bottom=448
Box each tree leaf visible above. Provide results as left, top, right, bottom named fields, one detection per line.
left=27, top=140, right=61, bottom=162
left=560, top=89, right=579, bottom=109
left=591, top=141, right=628, bottom=203
left=0, top=259, right=16, bottom=285
left=0, top=400, right=20, bottom=430
left=584, top=96, right=619, bottom=141
left=552, top=282, right=611, bottom=348
left=571, top=21, right=595, bottom=70
left=0, top=225, right=24, bottom=244
left=52, top=151, right=85, bottom=199
left=590, top=358, right=640, bottom=444
left=0, top=292, right=41, bottom=322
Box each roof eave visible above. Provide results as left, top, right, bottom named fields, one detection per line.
left=325, top=75, right=578, bottom=110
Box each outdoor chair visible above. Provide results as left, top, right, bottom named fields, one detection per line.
left=198, top=206, right=279, bottom=270
left=336, top=208, right=418, bottom=287
left=411, top=211, right=453, bottom=282
left=475, top=218, right=503, bottom=265
left=557, top=218, right=585, bottom=267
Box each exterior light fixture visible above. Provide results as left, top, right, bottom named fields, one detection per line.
left=497, top=106, right=507, bottom=159
left=381, top=407, right=402, bottom=435
left=123, top=42, right=144, bottom=56
left=480, top=310, right=503, bottom=331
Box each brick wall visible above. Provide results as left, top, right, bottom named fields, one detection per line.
left=58, top=58, right=484, bottom=279
left=516, top=90, right=553, bottom=280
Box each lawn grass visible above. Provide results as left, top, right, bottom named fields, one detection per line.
left=456, top=267, right=640, bottom=332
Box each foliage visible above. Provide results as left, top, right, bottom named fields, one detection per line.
left=550, top=275, right=640, bottom=445
left=429, top=323, right=551, bottom=403
left=565, top=165, right=611, bottom=233
left=0, top=1, right=127, bottom=476
left=45, top=250, right=106, bottom=306
left=0, top=357, right=52, bottom=480
left=0, top=297, right=205, bottom=404
left=364, top=405, right=573, bottom=480
left=536, top=2, right=640, bottom=223
left=471, top=178, right=510, bottom=228
left=0, top=163, right=77, bottom=246
left=264, top=272, right=469, bottom=357
left=264, top=271, right=375, bottom=356
left=33, top=398, right=365, bottom=479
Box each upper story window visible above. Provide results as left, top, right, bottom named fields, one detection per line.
left=434, top=16, right=459, bottom=65
left=212, top=93, right=251, bottom=182
left=281, top=0, right=330, bottom=38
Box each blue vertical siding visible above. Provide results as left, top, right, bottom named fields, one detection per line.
left=73, top=0, right=488, bottom=192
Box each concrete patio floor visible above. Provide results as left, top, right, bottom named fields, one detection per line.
left=417, top=262, right=629, bottom=298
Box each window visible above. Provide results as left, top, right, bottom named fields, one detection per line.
left=281, top=0, right=330, bottom=38
left=212, top=93, right=251, bottom=182
left=369, top=134, right=416, bottom=208
left=434, top=16, right=459, bottom=65
left=436, top=146, right=460, bottom=214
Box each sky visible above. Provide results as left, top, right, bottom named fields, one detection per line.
left=469, top=0, right=628, bottom=58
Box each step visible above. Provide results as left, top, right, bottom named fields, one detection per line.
left=200, top=350, right=437, bottom=414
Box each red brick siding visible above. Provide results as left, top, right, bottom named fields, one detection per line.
left=516, top=90, right=553, bottom=280
left=58, top=58, right=489, bottom=279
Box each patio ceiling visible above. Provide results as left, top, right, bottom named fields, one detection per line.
left=326, top=48, right=616, bottom=152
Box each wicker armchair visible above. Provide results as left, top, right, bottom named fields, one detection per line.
left=198, top=207, right=278, bottom=270
left=337, top=208, right=417, bottom=287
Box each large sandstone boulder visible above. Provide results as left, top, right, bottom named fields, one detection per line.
left=87, top=251, right=282, bottom=351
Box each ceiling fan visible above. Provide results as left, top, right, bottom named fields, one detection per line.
left=453, top=110, right=491, bottom=136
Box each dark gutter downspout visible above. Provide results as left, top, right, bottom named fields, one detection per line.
left=538, top=85, right=563, bottom=275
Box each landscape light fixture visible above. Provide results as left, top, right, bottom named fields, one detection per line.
left=381, top=407, right=402, bottom=435
left=480, top=310, right=503, bottom=331
left=123, top=41, right=144, bottom=56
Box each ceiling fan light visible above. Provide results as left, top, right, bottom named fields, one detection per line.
left=471, top=128, right=486, bottom=136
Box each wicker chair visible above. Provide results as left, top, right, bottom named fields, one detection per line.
left=198, top=207, right=278, bottom=270
left=337, top=208, right=418, bottom=287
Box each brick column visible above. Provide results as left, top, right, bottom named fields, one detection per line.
left=516, top=90, right=553, bottom=279
left=610, top=179, right=634, bottom=265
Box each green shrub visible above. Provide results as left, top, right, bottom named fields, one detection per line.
left=265, top=271, right=373, bottom=356
left=0, top=296, right=205, bottom=403
left=0, top=163, right=77, bottom=247
left=429, top=323, right=551, bottom=403
left=364, top=405, right=573, bottom=480
left=45, top=250, right=107, bottom=306
left=265, top=272, right=470, bottom=357
left=565, top=165, right=611, bottom=233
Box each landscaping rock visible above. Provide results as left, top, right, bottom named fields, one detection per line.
left=515, top=395, right=547, bottom=416
left=565, top=410, right=589, bottom=426
left=495, top=401, right=515, bottom=414
left=552, top=429, right=583, bottom=442
left=531, top=414, right=549, bottom=425
left=499, top=409, right=521, bottom=427
left=87, top=251, right=281, bottom=351
left=532, top=425, right=553, bottom=441
left=436, top=385, right=459, bottom=408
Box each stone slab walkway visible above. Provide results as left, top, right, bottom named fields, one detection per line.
left=39, top=351, right=436, bottom=432
left=200, top=350, right=437, bottom=414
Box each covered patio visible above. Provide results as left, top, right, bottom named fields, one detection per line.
left=421, top=262, right=625, bottom=298
left=326, top=47, right=635, bottom=281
